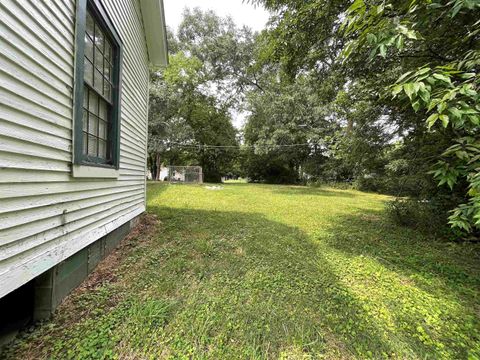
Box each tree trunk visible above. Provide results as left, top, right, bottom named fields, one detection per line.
left=155, top=152, right=162, bottom=181
left=346, top=118, right=353, bottom=134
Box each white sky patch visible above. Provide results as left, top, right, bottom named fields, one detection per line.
left=163, top=0, right=270, bottom=33
left=231, top=108, right=249, bottom=130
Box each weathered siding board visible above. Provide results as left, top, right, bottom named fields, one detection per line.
left=0, top=118, right=72, bottom=147
left=0, top=136, right=71, bottom=162
left=0, top=56, right=72, bottom=105
left=0, top=6, right=74, bottom=80
left=0, top=196, right=145, bottom=260
left=0, top=207, right=145, bottom=298
left=0, top=0, right=150, bottom=298
left=1, top=1, right=74, bottom=58
left=0, top=30, right=72, bottom=90
left=0, top=185, right=143, bottom=214
left=0, top=89, right=73, bottom=130
left=0, top=151, right=71, bottom=172
left=0, top=106, right=73, bottom=140
left=0, top=200, right=145, bottom=270
left=0, top=190, right=145, bottom=233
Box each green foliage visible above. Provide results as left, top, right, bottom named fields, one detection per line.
left=177, top=8, right=261, bottom=106
left=243, top=74, right=338, bottom=183
left=163, top=52, right=203, bottom=87
left=249, top=0, right=479, bottom=236
left=148, top=9, right=247, bottom=182
left=342, top=0, right=480, bottom=235
left=244, top=0, right=400, bottom=189
left=241, top=148, right=301, bottom=183
left=385, top=198, right=450, bottom=235
left=353, top=175, right=386, bottom=193
left=308, top=180, right=353, bottom=190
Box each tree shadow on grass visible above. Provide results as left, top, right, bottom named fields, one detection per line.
left=324, top=207, right=480, bottom=299
left=268, top=186, right=359, bottom=198
left=136, top=205, right=428, bottom=358
left=6, top=202, right=479, bottom=359
left=221, top=183, right=359, bottom=198
left=146, top=182, right=170, bottom=196
left=319, top=208, right=480, bottom=358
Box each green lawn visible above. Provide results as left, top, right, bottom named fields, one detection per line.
left=5, top=183, right=480, bottom=359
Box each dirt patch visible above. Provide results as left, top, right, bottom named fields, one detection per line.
left=234, top=246, right=245, bottom=257
left=60, top=213, right=160, bottom=311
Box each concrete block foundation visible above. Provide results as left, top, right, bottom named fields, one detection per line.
left=33, top=218, right=137, bottom=320
left=0, top=216, right=140, bottom=350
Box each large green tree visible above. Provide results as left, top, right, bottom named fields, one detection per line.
left=149, top=52, right=238, bottom=182
left=243, top=72, right=342, bottom=183
left=250, top=0, right=479, bottom=236
left=342, top=0, right=480, bottom=234
left=148, top=9, right=261, bottom=182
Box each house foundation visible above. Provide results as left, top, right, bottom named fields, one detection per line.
left=0, top=216, right=139, bottom=351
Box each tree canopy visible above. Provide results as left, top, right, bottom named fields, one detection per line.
left=244, top=0, right=479, bottom=237
left=148, top=9, right=247, bottom=182
left=147, top=3, right=479, bottom=237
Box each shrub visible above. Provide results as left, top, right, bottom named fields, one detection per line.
left=385, top=198, right=450, bottom=236
left=353, top=175, right=385, bottom=193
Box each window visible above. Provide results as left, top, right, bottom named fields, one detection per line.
left=73, top=0, right=122, bottom=170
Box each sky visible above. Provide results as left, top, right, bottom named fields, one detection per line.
left=163, top=0, right=270, bottom=33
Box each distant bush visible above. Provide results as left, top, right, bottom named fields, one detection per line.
left=353, top=175, right=385, bottom=193
left=353, top=172, right=437, bottom=198
left=381, top=175, right=435, bottom=197
left=385, top=198, right=450, bottom=236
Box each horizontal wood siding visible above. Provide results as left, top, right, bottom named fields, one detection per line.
left=0, top=0, right=149, bottom=298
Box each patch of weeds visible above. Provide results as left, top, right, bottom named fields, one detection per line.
left=385, top=197, right=450, bottom=236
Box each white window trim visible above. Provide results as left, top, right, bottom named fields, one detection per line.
left=72, top=165, right=119, bottom=178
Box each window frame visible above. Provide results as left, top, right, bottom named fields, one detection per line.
left=73, top=0, right=123, bottom=171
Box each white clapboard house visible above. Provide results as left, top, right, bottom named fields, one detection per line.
left=0, top=0, right=168, bottom=330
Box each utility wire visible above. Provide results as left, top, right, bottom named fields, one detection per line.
left=165, top=142, right=317, bottom=149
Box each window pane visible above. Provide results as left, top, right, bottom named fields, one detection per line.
left=94, top=69, right=103, bottom=93
left=83, top=132, right=88, bottom=155
left=81, top=9, right=117, bottom=164
left=88, top=135, right=97, bottom=156
left=94, top=27, right=104, bottom=52
left=88, top=115, right=98, bottom=136
left=82, top=110, right=88, bottom=131
left=86, top=12, right=94, bottom=39
left=99, top=101, right=107, bottom=120
left=104, top=82, right=111, bottom=101
left=98, top=140, right=106, bottom=159
left=95, top=47, right=104, bottom=71
left=85, top=35, right=93, bottom=60
left=99, top=120, right=106, bottom=139
left=104, top=63, right=111, bottom=81
left=105, top=40, right=112, bottom=62
left=84, top=58, right=93, bottom=85
left=88, top=91, right=98, bottom=114
left=83, top=88, right=88, bottom=108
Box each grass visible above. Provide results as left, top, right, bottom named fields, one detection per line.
left=4, top=183, right=480, bottom=359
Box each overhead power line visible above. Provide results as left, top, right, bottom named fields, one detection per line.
left=165, top=141, right=317, bottom=149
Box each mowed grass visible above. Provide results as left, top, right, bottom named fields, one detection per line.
left=5, top=183, right=480, bottom=359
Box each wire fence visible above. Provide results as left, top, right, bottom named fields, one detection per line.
left=167, top=166, right=203, bottom=184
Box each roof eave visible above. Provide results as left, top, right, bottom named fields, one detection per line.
left=140, top=0, right=169, bottom=67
